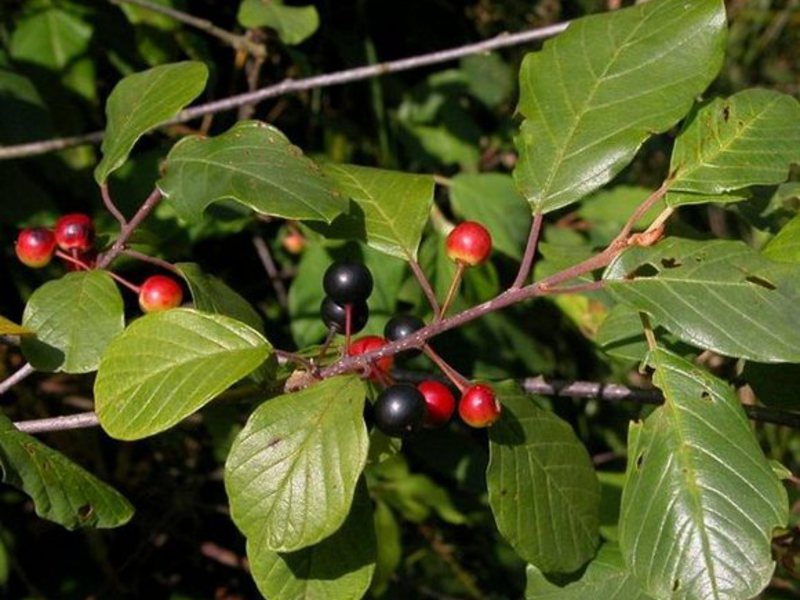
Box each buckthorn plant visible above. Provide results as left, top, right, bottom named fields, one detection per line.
left=2, top=1, right=800, bottom=599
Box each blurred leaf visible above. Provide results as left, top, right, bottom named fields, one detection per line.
left=237, top=0, right=319, bottom=45
left=0, top=414, right=133, bottom=530
left=225, top=376, right=368, bottom=552
left=526, top=544, right=653, bottom=599
left=513, top=0, right=726, bottom=213
left=95, top=61, right=209, bottom=184
left=95, top=309, right=270, bottom=440
left=0, top=316, right=32, bottom=336
left=461, top=53, right=513, bottom=108
left=21, top=271, right=125, bottom=374
left=488, top=382, right=600, bottom=573
left=247, top=480, right=375, bottom=600
left=319, top=164, right=434, bottom=261
left=176, top=262, right=264, bottom=333
left=450, top=173, right=531, bottom=260
left=605, top=238, right=800, bottom=362
left=371, top=500, right=401, bottom=596
left=763, top=213, right=800, bottom=263
left=743, top=362, right=800, bottom=410
left=668, top=90, right=800, bottom=205
left=399, top=122, right=481, bottom=167
left=0, top=68, right=53, bottom=143
left=619, top=348, right=787, bottom=599
left=159, top=121, right=344, bottom=223
left=10, top=8, right=91, bottom=70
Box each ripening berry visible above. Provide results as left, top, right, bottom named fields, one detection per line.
left=139, top=275, right=184, bottom=313
left=54, top=213, right=94, bottom=252
left=348, top=335, right=393, bottom=379
left=445, top=221, right=492, bottom=267
left=417, top=380, right=456, bottom=427
left=459, top=383, right=501, bottom=428
left=15, top=228, right=57, bottom=268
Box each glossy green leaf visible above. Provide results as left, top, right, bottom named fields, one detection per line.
left=668, top=90, right=800, bottom=205
left=237, top=0, right=319, bottom=45
left=21, top=271, right=125, bottom=374
left=487, top=382, right=600, bottom=573
left=225, top=376, right=368, bottom=552
left=158, top=121, right=344, bottom=224
left=319, top=164, right=434, bottom=261
left=0, top=414, right=133, bottom=530
left=95, top=61, right=208, bottom=184
left=95, top=309, right=270, bottom=440
left=526, top=544, right=654, bottom=599
left=10, top=8, right=91, bottom=70
left=0, top=316, right=32, bottom=336
left=176, top=263, right=264, bottom=333
left=247, top=480, right=376, bottom=600
left=619, top=348, right=787, bottom=599
left=763, top=213, right=800, bottom=263
left=513, top=0, right=725, bottom=213
left=450, top=173, right=531, bottom=260
left=604, top=238, right=800, bottom=362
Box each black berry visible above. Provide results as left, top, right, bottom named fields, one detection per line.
left=320, top=297, right=369, bottom=334
left=384, top=314, right=425, bottom=357
left=373, top=384, right=426, bottom=437
left=323, top=262, right=374, bottom=304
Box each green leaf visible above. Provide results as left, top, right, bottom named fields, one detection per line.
left=95, top=309, right=270, bottom=440
left=371, top=500, right=402, bottom=596
left=0, top=316, right=32, bottom=336
left=604, top=238, right=800, bottom=362
left=513, top=0, right=726, bottom=213
left=176, top=263, right=264, bottom=333
left=21, top=271, right=125, bottom=374
left=668, top=90, right=800, bottom=204
left=247, top=479, right=376, bottom=600
left=0, top=414, right=133, bottom=530
left=318, top=164, right=434, bottom=261
left=526, top=544, right=654, bottom=599
left=10, top=8, right=91, bottom=70
left=95, top=61, right=208, bottom=184
left=237, top=0, right=320, bottom=45
left=225, top=376, right=368, bottom=552
left=596, top=305, right=694, bottom=362
left=619, top=348, right=788, bottom=599
left=763, top=213, right=800, bottom=263
left=158, top=121, right=344, bottom=224
left=450, top=173, right=531, bottom=260
left=487, top=381, right=600, bottom=573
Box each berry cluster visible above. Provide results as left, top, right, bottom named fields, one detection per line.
left=15, top=213, right=183, bottom=314
left=318, top=220, right=501, bottom=438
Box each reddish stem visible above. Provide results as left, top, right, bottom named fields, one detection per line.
left=56, top=251, right=141, bottom=293
left=438, top=262, right=465, bottom=320
left=423, top=344, right=468, bottom=393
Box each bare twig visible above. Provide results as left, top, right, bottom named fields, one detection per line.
left=14, top=412, right=100, bottom=434
left=409, top=259, right=441, bottom=315
left=512, top=210, right=543, bottom=289
left=97, top=188, right=163, bottom=269
left=251, top=235, right=288, bottom=308
left=100, top=183, right=128, bottom=227
left=0, top=21, right=570, bottom=161
left=108, top=0, right=266, bottom=58
left=0, top=363, right=35, bottom=396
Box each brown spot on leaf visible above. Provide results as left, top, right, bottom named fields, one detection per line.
left=267, top=438, right=282, bottom=449
left=745, top=275, right=776, bottom=290
left=78, top=504, right=94, bottom=521
left=660, top=257, right=681, bottom=269
left=722, top=105, right=730, bottom=122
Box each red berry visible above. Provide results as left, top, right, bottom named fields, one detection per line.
left=282, top=230, right=305, bottom=254
left=54, top=213, right=94, bottom=252
left=348, top=335, right=393, bottom=380
left=417, top=380, right=455, bottom=427
left=139, top=275, right=183, bottom=313
left=15, top=228, right=57, bottom=268
left=445, top=221, right=492, bottom=267
left=458, top=384, right=501, bottom=428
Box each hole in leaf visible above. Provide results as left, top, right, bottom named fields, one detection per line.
left=722, top=105, right=730, bottom=122
left=78, top=504, right=94, bottom=521
left=672, top=579, right=681, bottom=591
left=660, top=257, right=682, bottom=269
left=635, top=453, right=645, bottom=470
left=626, top=264, right=659, bottom=279
left=745, top=275, right=776, bottom=290
left=701, top=391, right=713, bottom=402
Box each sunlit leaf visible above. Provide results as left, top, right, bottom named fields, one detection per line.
left=619, top=348, right=787, bottom=599
left=237, top=0, right=319, bottom=45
